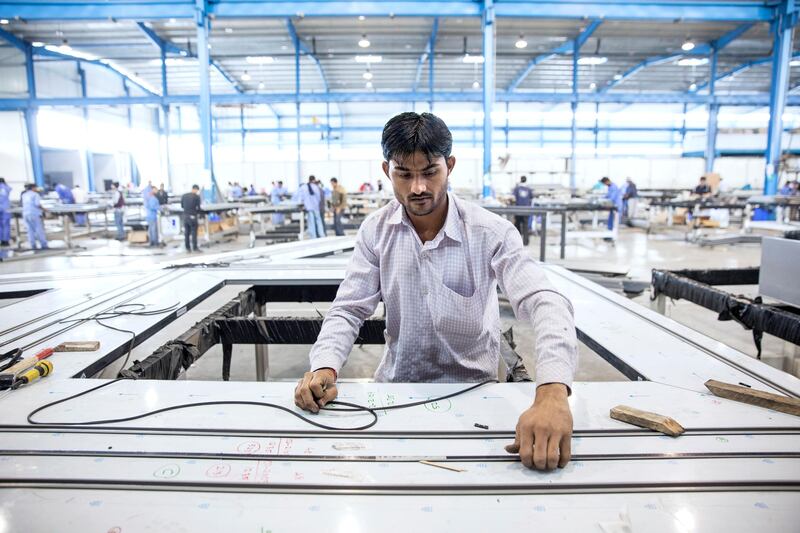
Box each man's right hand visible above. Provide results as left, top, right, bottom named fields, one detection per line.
left=294, top=368, right=338, bottom=413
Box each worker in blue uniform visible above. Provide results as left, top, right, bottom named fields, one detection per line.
left=0, top=178, right=11, bottom=246
left=145, top=189, right=160, bottom=247
left=21, top=183, right=48, bottom=250
left=270, top=180, right=288, bottom=225
left=600, top=177, right=623, bottom=230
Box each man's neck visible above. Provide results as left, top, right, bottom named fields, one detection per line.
left=406, top=195, right=448, bottom=244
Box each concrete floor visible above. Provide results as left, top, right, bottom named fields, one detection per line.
left=1, top=224, right=792, bottom=383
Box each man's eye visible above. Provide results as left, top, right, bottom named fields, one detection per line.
left=424, top=172, right=436, bottom=178
left=399, top=174, right=412, bottom=179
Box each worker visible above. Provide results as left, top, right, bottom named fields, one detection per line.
left=294, top=112, right=578, bottom=471
left=270, top=180, right=288, bottom=225
left=248, top=184, right=257, bottom=196
left=145, top=189, right=160, bottom=247
left=694, top=176, right=711, bottom=195
left=155, top=183, right=169, bottom=206
left=779, top=181, right=794, bottom=196
left=230, top=182, right=244, bottom=200
left=181, top=184, right=202, bottom=252
left=71, top=184, right=87, bottom=226
left=622, top=177, right=638, bottom=222
left=312, top=176, right=328, bottom=237
left=294, top=177, right=325, bottom=239
left=110, top=181, right=126, bottom=240
left=600, top=177, right=623, bottom=231
left=21, top=183, right=48, bottom=250
left=0, top=178, right=11, bottom=246
left=141, top=180, right=154, bottom=202
left=330, top=177, right=347, bottom=236
left=512, top=175, right=533, bottom=246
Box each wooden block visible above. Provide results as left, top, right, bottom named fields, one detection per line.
left=609, top=405, right=685, bottom=437
left=705, top=379, right=800, bottom=417
left=55, top=341, right=100, bottom=352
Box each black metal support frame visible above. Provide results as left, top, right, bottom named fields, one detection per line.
left=651, top=268, right=800, bottom=358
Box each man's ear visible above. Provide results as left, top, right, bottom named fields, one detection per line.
left=382, top=160, right=391, bottom=180
left=446, top=156, right=456, bottom=175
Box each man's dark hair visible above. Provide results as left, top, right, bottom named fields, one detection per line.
left=192, top=184, right=200, bottom=190
left=381, top=112, right=452, bottom=163
left=520, top=176, right=527, bottom=183
left=699, top=176, right=707, bottom=181
left=330, top=177, right=338, bottom=184
left=25, top=183, right=36, bottom=190
left=600, top=177, right=611, bottom=184
left=278, top=181, right=283, bottom=186
left=0, top=177, right=5, bottom=184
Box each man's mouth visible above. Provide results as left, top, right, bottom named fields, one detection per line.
left=409, top=196, right=431, bottom=202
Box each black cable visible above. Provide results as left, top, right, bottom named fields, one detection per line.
left=26, top=378, right=497, bottom=432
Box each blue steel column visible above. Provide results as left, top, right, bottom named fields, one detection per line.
left=570, top=39, right=579, bottom=190
left=23, top=44, right=43, bottom=187
left=705, top=47, right=719, bottom=173
left=429, top=27, right=435, bottom=111
left=481, top=0, right=495, bottom=198
left=765, top=9, right=796, bottom=195
left=195, top=0, right=218, bottom=199
left=122, top=81, right=138, bottom=186
left=160, top=44, right=172, bottom=187
left=77, top=63, right=96, bottom=191
left=290, top=24, right=302, bottom=187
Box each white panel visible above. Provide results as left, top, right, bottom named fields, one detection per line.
left=34, top=60, right=81, bottom=98
left=0, top=111, right=32, bottom=190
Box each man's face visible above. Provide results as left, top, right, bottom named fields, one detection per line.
left=383, top=151, right=455, bottom=217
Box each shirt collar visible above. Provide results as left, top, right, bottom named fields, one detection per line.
left=386, top=193, right=463, bottom=244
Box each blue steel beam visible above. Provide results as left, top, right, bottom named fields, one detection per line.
left=77, top=64, right=96, bottom=192
left=482, top=0, right=494, bottom=198
left=0, top=2, right=775, bottom=21
left=412, top=18, right=439, bottom=93
left=765, top=8, right=795, bottom=196
left=603, top=23, right=754, bottom=93
left=692, top=52, right=800, bottom=94
left=705, top=48, right=719, bottom=174
left=508, top=19, right=601, bottom=92
left=0, top=26, right=156, bottom=96
left=195, top=0, right=219, bottom=200
left=5, top=91, right=800, bottom=108
left=285, top=18, right=329, bottom=92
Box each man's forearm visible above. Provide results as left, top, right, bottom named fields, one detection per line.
left=308, top=307, right=367, bottom=373
left=522, top=291, right=578, bottom=391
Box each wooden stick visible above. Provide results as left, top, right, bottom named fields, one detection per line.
left=610, top=405, right=685, bottom=437
left=705, top=379, right=800, bottom=417
left=419, top=460, right=465, bottom=473
left=55, top=341, right=100, bottom=352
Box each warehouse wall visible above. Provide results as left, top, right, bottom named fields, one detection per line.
left=0, top=112, right=33, bottom=194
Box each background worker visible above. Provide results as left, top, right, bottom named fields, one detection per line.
left=155, top=183, right=169, bottom=206
left=181, top=184, right=202, bottom=252
left=330, top=177, right=347, bottom=236
left=294, top=112, right=578, bottom=472
left=0, top=178, right=11, bottom=246
left=110, top=181, right=126, bottom=240
left=145, top=189, right=160, bottom=247
left=270, top=180, right=288, bottom=225
left=600, top=176, right=623, bottom=231
left=512, top=175, right=533, bottom=246
left=21, top=183, right=48, bottom=250
left=294, top=177, right=325, bottom=239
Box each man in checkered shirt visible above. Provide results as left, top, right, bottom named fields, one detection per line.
left=295, top=112, right=578, bottom=471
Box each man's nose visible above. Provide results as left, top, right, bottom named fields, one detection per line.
left=411, top=176, right=427, bottom=195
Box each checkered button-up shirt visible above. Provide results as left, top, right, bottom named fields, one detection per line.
left=310, top=193, right=578, bottom=387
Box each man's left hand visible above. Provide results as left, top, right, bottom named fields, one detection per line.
left=505, top=383, right=572, bottom=470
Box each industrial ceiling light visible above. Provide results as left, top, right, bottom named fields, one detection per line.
left=358, top=16, right=366, bottom=21
left=355, top=55, right=382, bottom=63
left=577, top=56, right=607, bottom=65
left=462, top=54, right=485, bottom=64
left=365, top=80, right=373, bottom=89
left=688, top=82, right=697, bottom=91
left=681, top=40, right=695, bottom=51
left=0, top=19, right=9, bottom=25
left=246, top=56, right=274, bottom=65
left=472, top=80, right=480, bottom=89
left=677, top=58, right=708, bottom=66
left=358, top=35, right=370, bottom=48
left=225, top=27, right=233, bottom=34
left=362, top=70, right=373, bottom=80
left=515, top=35, right=527, bottom=49
left=32, top=41, right=44, bottom=47
left=589, top=82, right=597, bottom=90
left=258, top=81, right=265, bottom=90
left=241, top=71, right=251, bottom=81
left=613, top=73, right=622, bottom=80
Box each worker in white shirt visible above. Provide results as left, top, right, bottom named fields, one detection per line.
left=294, top=112, right=578, bottom=471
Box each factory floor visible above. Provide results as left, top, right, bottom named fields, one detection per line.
left=0, top=224, right=792, bottom=383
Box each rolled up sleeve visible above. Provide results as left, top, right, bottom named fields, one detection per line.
left=490, top=226, right=578, bottom=392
